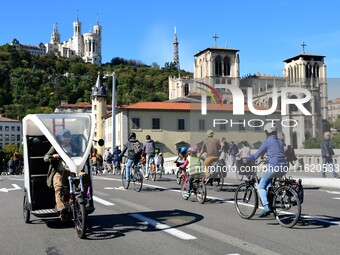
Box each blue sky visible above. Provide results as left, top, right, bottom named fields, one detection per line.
left=1, top=0, right=340, bottom=98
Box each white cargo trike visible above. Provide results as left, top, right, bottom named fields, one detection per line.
left=22, top=113, right=102, bottom=239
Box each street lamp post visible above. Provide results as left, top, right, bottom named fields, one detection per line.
left=111, top=72, right=116, bottom=153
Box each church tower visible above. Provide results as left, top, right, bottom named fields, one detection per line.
left=91, top=72, right=107, bottom=155
left=169, top=33, right=240, bottom=100
left=173, top=27, right=180, bottom=70
left=72, top=13, right=84, bottom=55
left=50, top=23, right=60, bottom=45
left=282, top=42, right=327, bottom=148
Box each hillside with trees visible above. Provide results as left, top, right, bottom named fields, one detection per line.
left=0, top=44, right=191, bottom=120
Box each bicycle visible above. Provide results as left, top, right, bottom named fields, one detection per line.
left=234, top=159, right=302, bottom=228
left=150, top=160, right=163, bottom=181
left=121, top=160, right=143, bottom=192
left=180, top=172, right=207, bottom=204
left=204, top=159, right=225, bottom=192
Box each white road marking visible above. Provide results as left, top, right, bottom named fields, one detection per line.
left=333, top=197, right=340, bottom=200
left=0, top=184, right=21, bottom=192
left=321, top=190, right=340, bottom=195
left=92, top=195, right=115, bottom=206
left=129, top=213, right=196, bottom=240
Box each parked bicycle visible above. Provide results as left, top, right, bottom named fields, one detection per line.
left=234, top=159, right=303, bottom=228
left=180, top=172, right=207, bottom=204
left=121, top=159, right=143, bottom=192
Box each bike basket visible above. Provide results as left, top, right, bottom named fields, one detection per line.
left=236, top=159, right=257, bottom=175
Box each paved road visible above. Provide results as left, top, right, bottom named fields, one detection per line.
left=1, top=173, right=340, bottom=255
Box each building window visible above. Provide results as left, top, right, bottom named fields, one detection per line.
left=11, top=126, right=15, bottom=131
left=11, top=135, right=15, bottom=141
left=132, top=118, right=140, bottom=129
left=238, top=120, right=245, bottom=131
left=152, top=118, right=161, bottom=130
left=0, top=135, right=2, bottom=140
left=0, top=126, right=2, bottom=131
left=220, top=123, right=227, bottom=131
left=215, top=56, right=222, bottom=76
left=198, top=119, right=205, bottom=130
left=178, top=119, right=185, bottom=130
left=254, top=121, right=261, bottom=131
left=5, top=135, right=9, bottom=141
left=17, top=126, right=20, bottom=131
left=17, top=135, right=20, bottom=141
left=5, top=126, right=9, bottom=131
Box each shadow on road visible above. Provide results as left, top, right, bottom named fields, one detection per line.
left=85, top=209, right=204, bottom=240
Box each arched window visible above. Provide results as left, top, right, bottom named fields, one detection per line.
left=215, top=56, right=222, bottom=76
left=223, top=57, right=230, bottom=76
left=289, top=95, right=298, bottom=112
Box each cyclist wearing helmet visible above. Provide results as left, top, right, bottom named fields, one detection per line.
left=199, top=130, right=221, bottom=182
left=174, top=147, right=189, bottom=175
left=245, top=122, right=288, bottom=217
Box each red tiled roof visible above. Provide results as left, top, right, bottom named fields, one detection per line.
left=121, top=102, right=279, bottom=112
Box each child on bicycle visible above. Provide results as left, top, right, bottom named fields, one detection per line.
left=183, top=146, right=202, bottom=197
left=245, top=122, right=288, bottom=217
left=174, top=147, right=189, bottom=177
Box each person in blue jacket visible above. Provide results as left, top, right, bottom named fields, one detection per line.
left=245, top=122, right=288, bottom=217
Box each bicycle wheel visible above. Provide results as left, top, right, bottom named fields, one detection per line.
left=234, top=183, right=258, bottom=219
left=236, top=170, right=244, bottom=181
left=196, top=181, right=207, bottom=204
left=121, top=168, right=130, bottom=189
left=73, top=200, right=87, bottom=239
left=176, top=170, right=182, bottom=185
left=181, top=179, right=190, bottom=200
left=158, top=166, right=163, bottom=179
left=133, top=169, right=143, bottom=192
left=212, top=171, right=224, bottom=192
left=151, top=169, right=156, bottom=181
left=272, top=186, right=301, bottom=228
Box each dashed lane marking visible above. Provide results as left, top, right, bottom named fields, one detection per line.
left=129, top=213, right=196, bottom=240
left=92, top=195, right=115, bottom=206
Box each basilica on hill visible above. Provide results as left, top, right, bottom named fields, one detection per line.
left=11, top=14, right=102, bottom=65
left=169, top=32, right=328, bottom=149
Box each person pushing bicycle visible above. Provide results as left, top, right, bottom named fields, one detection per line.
left=245, top=122, right=288, bottom=217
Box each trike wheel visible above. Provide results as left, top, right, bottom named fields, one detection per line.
left=23, top=195, right=31, bottom=223
left=121, top=168, right=130, bottom=189
left=234, top=183, right=258, bottom=219
left=272, top=186, right=301, bottom=228
left=74, top=200, right=87, bottom=239
left=196, top=181, right=207, bottom=204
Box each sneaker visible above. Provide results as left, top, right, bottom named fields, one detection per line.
left=259, top=204, right=272, bottom=218
left=183, top=191, right=190, bottom=198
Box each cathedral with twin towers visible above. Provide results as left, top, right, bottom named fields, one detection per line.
left=169, top=31, right=328, bottom=149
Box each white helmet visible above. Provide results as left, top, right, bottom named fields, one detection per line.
left=264, top=122, right=277, bottom=133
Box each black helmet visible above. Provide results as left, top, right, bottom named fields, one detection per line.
left=129, top=132, right=136, bottom=139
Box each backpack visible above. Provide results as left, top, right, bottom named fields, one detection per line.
left=130, top=141, right=142, bottom=157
